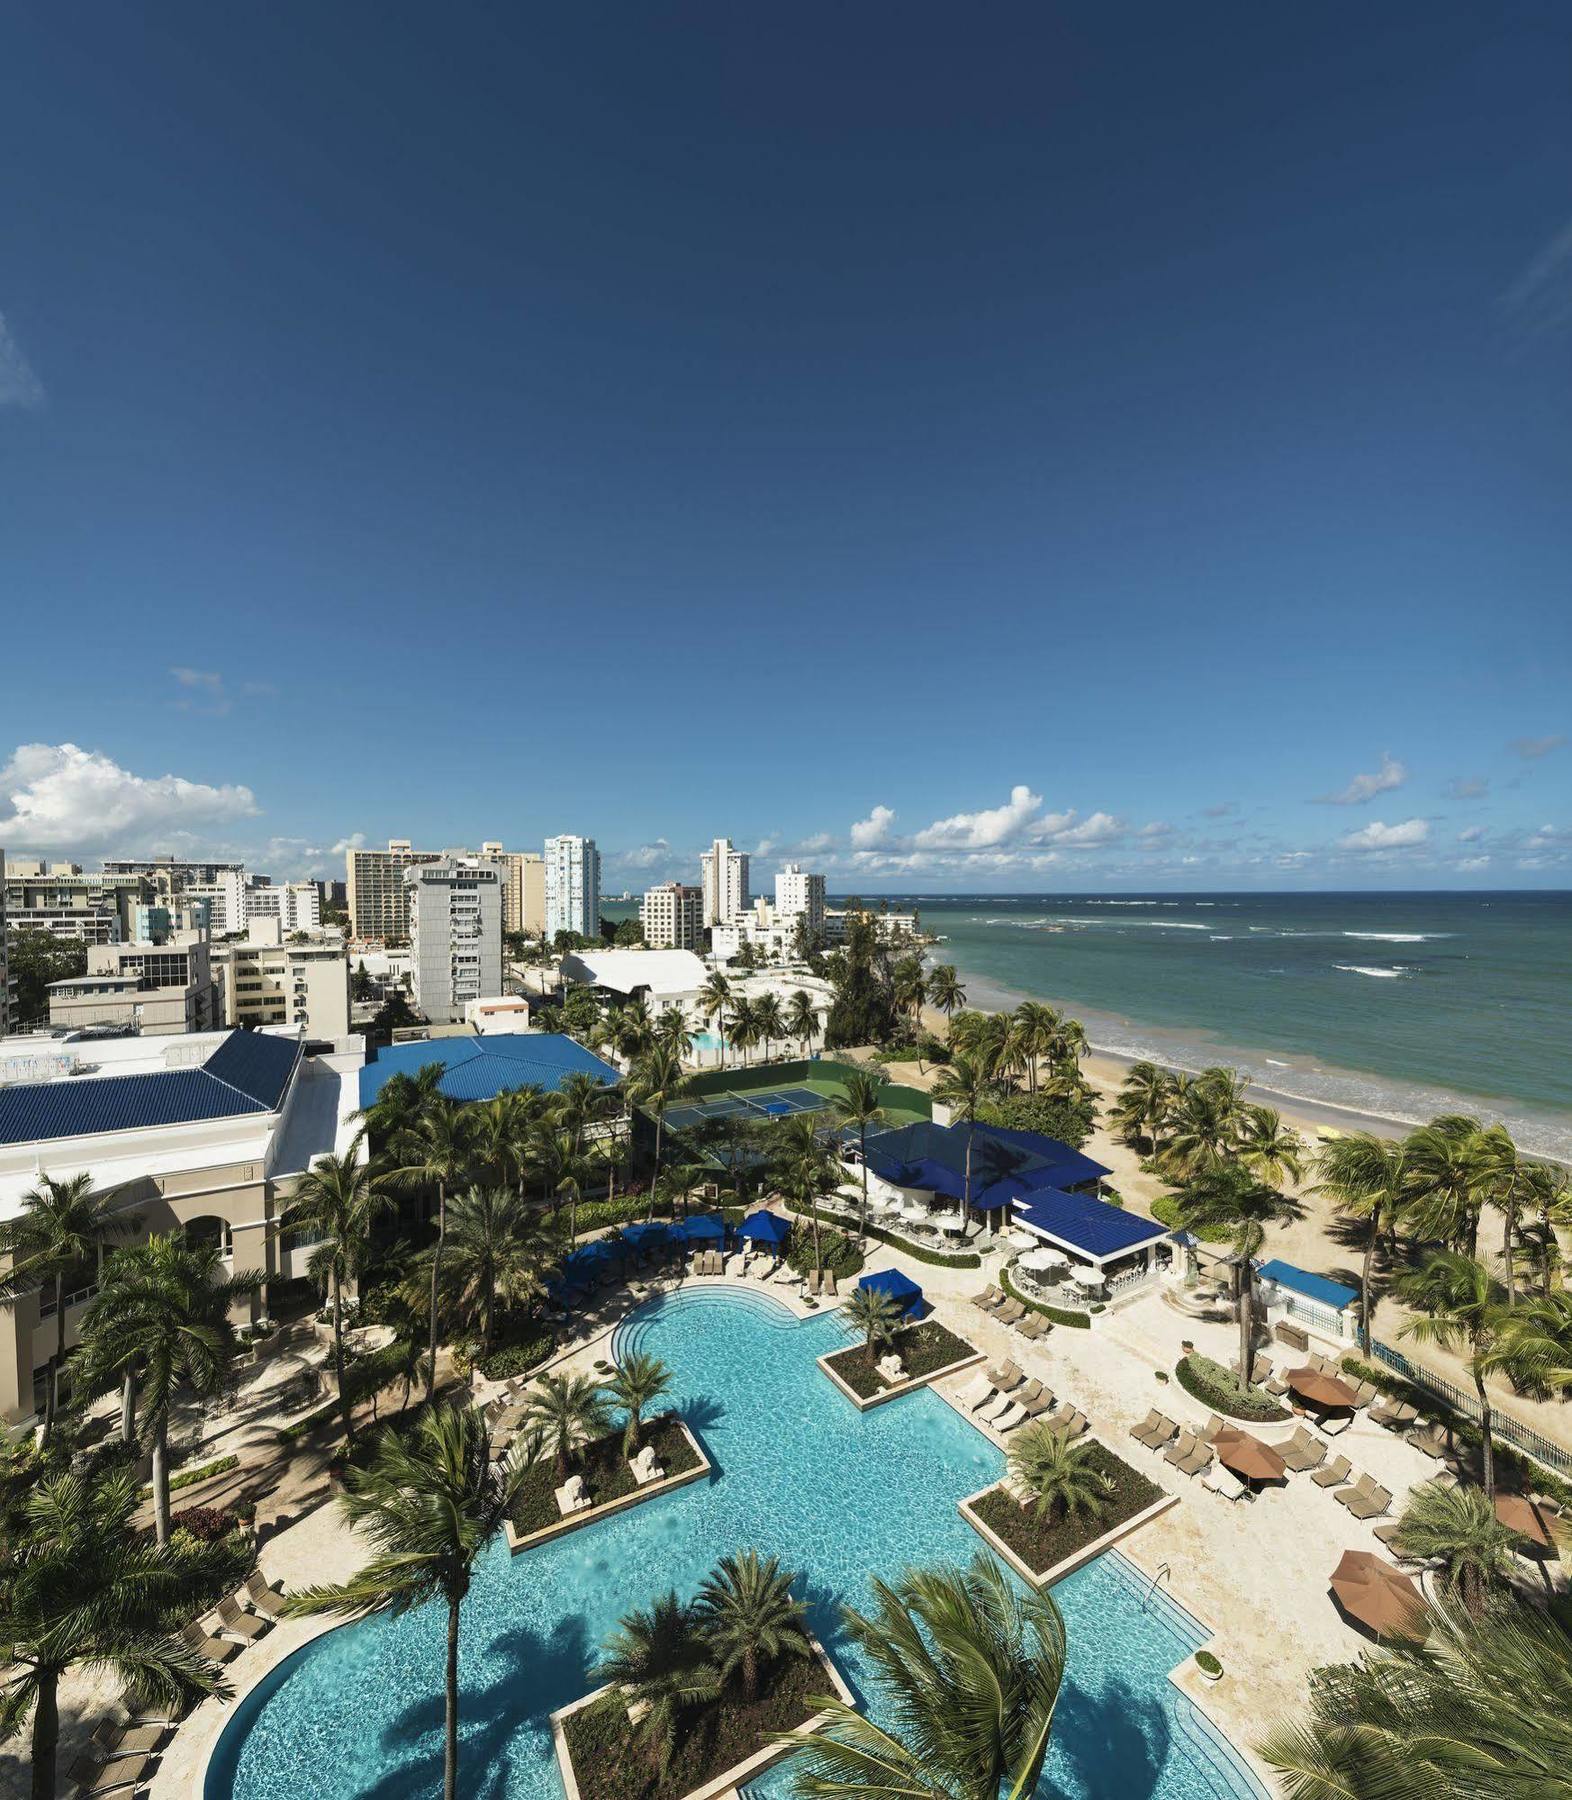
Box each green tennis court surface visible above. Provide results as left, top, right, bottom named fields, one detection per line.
left=664, top=1084, right=830, bottom=1130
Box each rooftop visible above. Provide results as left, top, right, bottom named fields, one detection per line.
left=558, top=947, right=708, bottom=997
left=358, top=1032, right=620, bottom=1109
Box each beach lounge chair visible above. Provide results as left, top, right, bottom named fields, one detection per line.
left=824, top=1271, right=838, bottom=1298
left=1369, top=1398, right=1419, bottom=1430
left=995, top=1299, right=1026, bottom=1326
left=1408, top=1425, right=1448, bottom=1460
left=1015, top=1313, right=1048, bottom=1342
left=216, top=1595, right=269, bottom=1644
left=1311, top=1454, right=1352, bottom=1489
left=91, top=1720, right=166, bottom=1760
left=1020, top=1386, right=1055, bottom=1418
left=1062, top=1408, right=1089, bottom=1439
left=1265, top=1370, right=1292, bottom=1397
left=181, top=1621, right=239, bottom=1665
left=1012, top=1377, right=1045, bottom=1411
left=957, top=1373, right=994, bottom=1411
left=1341, top=1477, right=1393, bottom=1520
left=244, top=1570, right=290, bottom=1618
left=1278, top=1428, right=1328, bottom=1473
left=68, top=1751, right=154, bottom=1797
left=1234, top=1353, right=1272, bottom=1385
left=1133, top=1412, right=1177, bottom=1449
left=1163, top=1430, right=1199, bottom=1470
left=805, top=1270, right=822, bottom=1296
left=991, top=1402, right=1027, bottom=1432
left=986, top=1360, right=1024, bottom=1392
left=1352, top=1380, right=1381, bottom=1408
left=1373, top=1519, right=1407, bottom=1550
left=1130, top=1408, right=1165, bottom=1446
left=971, top=1286, right=1006, bottom=1312
left=1178, top=1438, right=1214, bottom=1478
left=1203, top=1463, right=1248, bottom=1501
left=1201, top=1414, right=1225, bottom=1444
left=977, top=1390, right=1017, bottom=1423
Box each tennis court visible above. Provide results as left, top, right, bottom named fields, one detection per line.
left=664, top=1084, right=830, bottom=1131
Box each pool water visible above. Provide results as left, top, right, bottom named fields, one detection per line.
left=207, top=1289, right=1265, bottom=1799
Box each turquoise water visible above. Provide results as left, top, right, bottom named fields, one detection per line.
left=207, top=1290, right=1262, bottom=1799
left=892, top=891, right=1572, bottom=1160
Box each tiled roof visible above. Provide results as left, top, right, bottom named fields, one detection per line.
left=1011, top=1186, right=1167, bottom=1260
left=358, top=1033, right=620, bottom=1109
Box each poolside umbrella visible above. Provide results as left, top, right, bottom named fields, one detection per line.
left=1286, top=1367, right=1359, bottom=1410
left=857, top=1268, right=923, bottom=1319
left=1021, top=1249, right=1059, bottom=1273
left=1212, top=1427, right=1287, bottom=1484
left=686, top=1214, right=726, bottom=1241
left=664, top=1222, right=690, bottom=1245
left=620, top=1221, right=666, bottom=1250
left=1495, top=1493, right=1559, bottom=1552
left=739, top=1210, right=789, bottom=1246
left=1328, top=1550, right=1427, bottom=1640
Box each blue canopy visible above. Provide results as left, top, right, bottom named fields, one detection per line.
left=973, top=1172, right=1038, bottom=1213
left=665, top=1222, right=689, bottom=1244
left=892, top=1156, right=967, bottom=1201
left=620, top=1221, right=667, bottom=1249
left=857, top=1268, right=923, bottom=1318
left=739, top=1211, right=789, bottom=1245
left=686, top=1214, right=726, bottom=1241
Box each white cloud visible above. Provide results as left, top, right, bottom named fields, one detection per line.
left=1338, top=817, right=1430, bottom=851
left=0, top=314, right=43, bottom=409
left=913, top=786, right=1042, bottom=851
left=850, top=805, right=897, bottom=849
left=620, top=838, right=673, bottom=869
left=1501, top=214, right=1572, bottom=342
left=1457, top=825, right=1484, bottom=843
left=1317, top=753, right=1407, bottom=806
left=169, top=666, right=232, bottom=717
left=1447, top=776, right=1488, bottom=800
left=331, top=833, right=367, bottom=855
left=0, top=743, right=259, bottom=853
left=798, top=832, right=834, bottom=853
left=1512, top=733, right=1565, bottom=760
left=1052, top=811, right=1125, bottom=847
left=1525, top=824, right=1568, bottom=849
left=1138, top=821, right=1173, bottom=840
left=1457, top=856, right=1490, bottom=872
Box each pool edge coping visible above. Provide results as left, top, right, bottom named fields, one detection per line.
left=816, top=1341, right=987, bottom=1411
left=957, top=1481, right=1181, bottom=1590
left=503, top=1419, right=713, bottom=1554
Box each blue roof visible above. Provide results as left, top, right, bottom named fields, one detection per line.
left=358, top=1033, right=620, bottom=1111
left=862, top=1119, right=1111, bottom=1202
left=1257, top=1259, right=1357, bottom=1311
left=1012, top=1187, right=1168, bottom=1262
left=858, top=1268, right=923, bottom=1316
left=0, top=1031, right=302, bottom=1149
left=960, top=1122, right=1112, bottom=1190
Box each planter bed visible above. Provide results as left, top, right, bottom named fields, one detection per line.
left=1175, top=1353, right=1289, bottom=1424
left=553, top=1633, right=852, bottom=1800
left=818, top=1321, right=983, bottom=1410
left=506, top=1414, right=708, bottom=1553
left=961, top=1443, right=1171, bottom=1587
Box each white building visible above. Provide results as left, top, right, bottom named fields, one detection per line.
left=47, top=932, right=221, bottom=1037
left=0, top=849, right=8, bottom=1037
left=407, top=860, right=502, bottom=1024
left=700, top=838, right=749, bottom=928
left=544, top=835, right=600, bottom=942
left=774, top=864, right=826, bottom=940
left=640, top=881, right=704, bottom=950
left=211, top=919, right=350, bottom=1040
left=245, top=880, right=323, bottom=935
left=558, top=948, right=707, bottom=1020
left=464, top=994, right=535, bottom=1034
left=102, top=859, right=248, bottom=935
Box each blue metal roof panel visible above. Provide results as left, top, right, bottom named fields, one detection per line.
left=1012, top=1187, right=1169, bottom=1260
left=358, top=1034, right=620, bottom=1109
left=0, top=1067, right=267, bottom=1147
left=1257, top=1260, right=1357, bottom=1311
left=202, top=1030, right=300, bottom=1110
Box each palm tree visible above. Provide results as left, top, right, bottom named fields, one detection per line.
left=437, top=1184, right=558, bottom=1352
left=1313, top=1133, right=1407, bottom=1352
left=1235, top=1105, right=1305, bottom=1190
left=383, top=1097, right=475, bottom=1398
left=926, top=964, right=966, bottom=1025
left=1174, top=1161, right=1302, bottom=1382
left=595, top=1590, right=719, bottom=1774
left=831, top=1069, right=887, bottom=1245
left=892, top=955, right=928, bottom=1031
left=282, top=1146, right=396, bottom=1442
left=284, top=1404, right=532, bottom=1800
left=552, top=1139, right=593, bottom=1245
left=699, top=971, right=732, bottom=1067
left=357, top=1062, right=445, bottom=1148
left=786, top=988, right=820, bottom=1059
left=773, top=1115, right=839, bottom=1271
left=522, top=1369, right=612, bottom=1481
left=933, top=1057, right=988, bottom=1228
left=1259, top=1594, right=1572, bottom=1800
left=1162, top=1072, right=1247, bottom=1180
left=1011, top=1002, right=1060, bottom=1097
left=607, top=1349, right=674, bottom=1455
left=1110, top=1061, right=1173, bottom=1156
left=774, top=1553, right=1067, bottom=1800
left=1007, top=1424, right=1113, bottom=1527
left=729, top=993, right=760, bottom=1068
left=753, top=992, right=787, bottom=1063
left=609, top=999, right=656, bottom=1065
left=628, top=1042, right=686, bottom=1188
left=558, top=1069, right=612, bottom=1158
left=74, top=1235, right=259, bottom=1544
left=0, top=1173, right=136, bottom=1442
left=1402, top=1116, right=1491, bottom=1257
left=1473, top=1124, right=1537, bottom=1302
left=469, top=1088, right=542, bottom=1203
left=656, top=1004, right=695, bottom=1061
left=0, top=1466, right=229, bottom=1800
left=1498, top=1289, right=1572, bottom=1396
left=1523, top=1159, right=1572, bottom=1296
left=1390, top=1480, right=1518, bottom=1617
left=844, top=1283, right=903, bottom=1367
left=695, top=1549, right=811, bottom=1702
left=1395, top=1251, right=1514, bottom=1497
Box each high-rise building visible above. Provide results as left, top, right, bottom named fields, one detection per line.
left=346, top=839, right=441, bottom=942
left=544, top=835, right=600, bottom=941
left=640, top=881, right=704, bottom=950
left=406, top=859, right=502, bottom=1023
left=210, top=918, right=350, bottom=1039
left=0, top=848, right=8, bottom=1038
left=103, top=857, right=248, bottom=935
left=479, top=843, right=546, bottom=937
left=774, top=864, right=826, bottom=940
left=3, top=860, right=140, bottom=947
left=700, top=838, right=750, bottom=927
left=244, top=880, right=322, bottom=935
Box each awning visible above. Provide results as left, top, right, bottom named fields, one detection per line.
left=686, top=1214, right=726, bottom=1241
left=857, top=1269, right=923, bottom=1318
left=739, top=1211, right=789, bottom=1245
left=1257, top=1259, right=1357, bottom=1312
left=619, top=1222, right=668, bottom=1249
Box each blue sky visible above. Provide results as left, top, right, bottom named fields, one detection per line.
left=1, top=4, right=1568, bottom=892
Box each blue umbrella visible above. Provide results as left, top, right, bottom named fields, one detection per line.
left=686, top=1214, right=726, bottom=1241
left=857, top=1268, right=923, bottom=1318
left=665, top=1222, right=689, bottom=1244
left=739, top=1211, right=789, bottom=1246
left=621, top=1221, right=666, bottom=1249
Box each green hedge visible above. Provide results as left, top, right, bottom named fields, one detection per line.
left=779, top=1199, right=982, bottom=1268
left=1000, top=1265, right=1090, bottom=1329
left=787, top=1229, right=866, bottom=1279
left=143, top=1453, right=239, bottom=1499
left=571, top=1193, right=673, bottom=1237
left=1175, top=1353, right=1288, bottom=1423
left=1147, top=1195, right=1231, bottom=1244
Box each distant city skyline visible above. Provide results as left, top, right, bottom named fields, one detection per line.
left=2, top=8, right=1567, bottom=893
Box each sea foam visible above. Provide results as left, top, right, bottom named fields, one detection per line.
left=1334, top=964, right=1409, bottom=979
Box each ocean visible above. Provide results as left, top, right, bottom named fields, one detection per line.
left=859, top=891, right=1572, bottom=1163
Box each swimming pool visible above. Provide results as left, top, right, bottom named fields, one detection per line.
left=207, top=1288, right=1265, bottom=1799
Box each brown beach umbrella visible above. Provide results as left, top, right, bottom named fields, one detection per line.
left=1329, top=1550, right=1427, bottom=1639
left=1286, top=1366, right=1358, bottom=1409
left=1495, top=1493, right=1558, bottom=1552
left=1212, top=1426, right=1287, bottom=1482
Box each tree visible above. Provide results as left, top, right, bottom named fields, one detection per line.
left=370, top=991, right=422, bottom=1038
left=1173, top=1161, right=1302, bottom=1382
left=437, top=1184, right=558, bottom=1352
left=282, top=1147, right=396, bottom=1442
left=933, top=1057, right=989, bottom=1228
left=1498, top=1289, right=1572, bottom=1396
left=4, top=929, right=87, bottom=1027
left=607, top=1349, right=674, bottom=1455
left=558, top=1069, right=613, bottom=1158
left=358, top=1062, right=445, bottom=1149
left=595, top=1590, right=719, bottom=1775
left=1010, top=1002, right=1061, bottom=1097
left=1258, top=1594, right=1572, bottom=1800
left=892, top=955, right=928, bottom=1031
left=609, top=999, right=656, bottom=1065
left=773, top=1114, right=839, bottom=1271
left=285, top=1404, right=532, bottom=1800
left=1395, top=1251, right=1514, bottom=1497
left=729, top=993, right=760, bottom=1068
left=695, top=1549, right=811, bottom=1702
left=1313, top=1134, right=1408, bottom=1352
left=614, top=917, right=645, bottom=946
left=774, top=1553, right=1067, bottom=1800
left=655, top=1004, right=694, bottom=1060
left=824, top=912, right=900, bottom=1049
left=926, top=964, right=966, bottom=1025
left=383, top=1097, right=475, bottom=1399
left=786, top=988, right=819, bottom=1059
left=628, top=1042, right=686, bottom=1188
left=844, top=1283, right=903, bottom=1367
left=352, top=959, right=375, bottom=1001
left=1474, top=1124, right=1537, bottom=1303
left=1235, top=1105, right=1305, bottom=1190
left=0, top=1466, right=229, bottom=1800
left=469, top=1089, right=543, bottom=1204
left=1390, top=1480, right=1517, bottom=1617
left=753, top=992, right=786, bottom=1062
left=1008, top=1424, right=1113, bottom=1527
left=831, top=1069, right=887, bottom=1245
left=1401, top=1116, right=1492, bottom=1258
left=700, top=971, right=732, bottom=1068
left=74, top=1235, right=259, bottom=1545
left=1109, top=1061, right=1172, bottom=1154
left=1161, top=1068, right=1250, bottom=1180
left=522, top=1369, right=612, bottom=1481
left=0, top=1173, right=136, bottom=1442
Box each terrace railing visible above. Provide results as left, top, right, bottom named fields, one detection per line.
left=1370, top=1339, right=1572, bottom=1478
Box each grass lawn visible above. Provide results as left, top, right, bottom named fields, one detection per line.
left=1147, top=1194, right=1232, bottom=1244
left=563, top=1653, right=821, bottom=1800
left=970, top=1442, right=1162, bottom=1576
left=508, top=1414, right=700, bottom=1536
left=824, top=1319, right=976, bottom=1398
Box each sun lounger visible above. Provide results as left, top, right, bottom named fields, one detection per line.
left=1039, top=1403, right=1077, bottom=1435
left=994, top=1299, right=1026, bottom=1325
left=1063, top=1408, right=1089, bottom=1439
left=1163, top=1430, right=1198, bottom=1470
left=1311, top=1454, right=1352, bottom=1489
left=1341, top=1478, right=1393, bottom=1521
left=1278, top=1429, right=1328, bottom=1473
left=805, top=1270, right=822, bottom=1296
left=1373, top=1519, right=1406, bottom=1550
left=1134, top=1412, right=1178, bottom=1449
left=245, top=1570, right=289, bottom=1618
left=91, top=1720, right=166, bottom=1759
left=1018, top=1383, right=1054, bottom=1418
left=971, top=1286, right=1006, bottom=1311
left=986, top=1360, right=1024, bottom=1392
left=1265, top=1371, right=1291, bottom=1397
left=216, top=1595, right=268, bottom=1643
left=69, top=1751, right=154, bottom=1797
left=1130, top=1408, right=1165, bottom=1445
left=957, top=1373, right=994, bottom=1411
left=1352, top=1380, right=1381, bottom=1407
left=181, top=1621, right=238, bottom=1664
left=824, top=1271, right=838, bottom=1298
left=1015, top=1313, right=1048, bottom=1341
left=991, top=1402, right=1027, bottom=1432
left=1408, top=1425, right=1448, bottom=1460
left=977, top=1391, right=1016, bottom=1423
left=1370, top=1398, right=1419, bottom=1430
left=1233, top=1353, right=1272, bottom=1385
left=1203, top=1463, right=1248, bottom=1501
left=1179, top=1439, right=1214, bottom=1477
left=1201, top=1414, right=1225, bottom=1444
left=1013, top=1378, right=1045, bottom=1409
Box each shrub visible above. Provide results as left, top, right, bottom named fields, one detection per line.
left=1148, top=1194, right=1231, bottom=1244
left=780, top=1201, right=981, bottom=1268
left=477, top=1327, right=555, bottom=1383
left=1195, top=1651, right=1222, bottom=1677
left=978, top=1089, right=1097, bottom=1151
left=1000, top=1265, right=1090, bottom=1328
left=166, top=1454, right=238, bottom=1495
left=1174, top=1353, right=1287, bottom=1423
left=787, top=1229, right=865, bottom=1279
left=171, top=1505, right=242, bottom=1545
